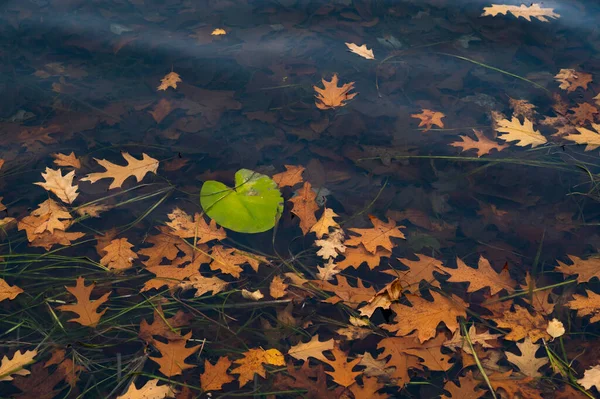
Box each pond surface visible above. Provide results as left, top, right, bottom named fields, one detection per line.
left=1, top=1, right=600, bottom=398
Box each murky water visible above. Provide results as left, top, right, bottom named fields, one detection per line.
left=1, top=1, right=600, bottom=398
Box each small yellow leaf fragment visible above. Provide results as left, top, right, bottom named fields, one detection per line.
left=241, top=289, right=264, bottom=301
left=211, top=28, right=227, bottom=36
left=546, top=318, right=565, bottom=339
left=157, top=71, right=182, bottom=91
left=345, top=42, right=375, bottom=60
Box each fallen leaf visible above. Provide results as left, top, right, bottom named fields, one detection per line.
left=289, top=181, right=320, bottom=235
left=201, top=357, right=235, bottom=391
left=555, top=69, right=593, bottom=92
left=269, top=275, right=288, bottom=298
left=345, top=215, right=405, bottom=254
left=117, top=379, right=176, bottom=399
left=493, top=305, right=551, bottom=342
left=35, top=167, right=79, bottom=204
left=0, top=350, right=38, bottom=381
left=241, top=288, right=264, bottom=301
left=310, top=208, right=340, bottom=238
left=231, top=348, right=285, bottom=387
left=100, top=237, right=138, bottom=271
left=482, top=3, right=560, bottom=22
left=57, top=277, right=111, bottom=327
left=564, top=124, right=600, bottom=151
left=166, top=208, right=226, bottom=243
left=345, top=42, right=375, bottom=60
left=315, top=228, right=346, bottom=259
left=505, top=338, right=548, bottom=377
left=442, top=370, right=486, bottom=399
left=320, top=345, right=362, bottom=387
left=211, top=28, right=227, bottom=35
left=495, top=116, right=547, bottom=147
left=0, top=278, right=23, bottom=302
left=546, top=318, right=565, bottom=339
left=337, top=244, right=390, bottom=270
left=149, top=331, right=200, bottom=377
left=52, top=152, right=81, bottom=169
left=578, top=364, right=600, bottom=391
left=81, top=152, right=159, bottom=189
left=313, top=74, right=357, bottom=110
left=445, top=256, right=516, bottom=295
left=449, top=129, right=507, bottom=157
left=149, top=98, right=176, bottom=123
left=272, top=165, right=305, bottom=188
left=288, top=335, right=334, bottom=362
left=157, top=71, right=182, bottom=91
left=555, top=254, right=600, bottom=283
left=316, top=258, right=340, bottom=281
left=566, top=290, right=600, bottom=323
left=411, top=109, right=445, bottom=131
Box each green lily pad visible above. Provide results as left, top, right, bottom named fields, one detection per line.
left=200, top=169, right=283, bottom=233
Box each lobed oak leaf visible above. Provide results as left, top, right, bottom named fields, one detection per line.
left=482, top=3, right=559, bottom=22
left=493, top=305, right=550, bottom=342
left=346, top=215, right=405, bottom=254
left=350, top=376, right=386, bottom=398
left=241, top=288, right=264, bottom=301
left=310, top=207, right=340, bottom=239
left=57, top=277, right=111, bottom=327
left=269, top=275, right=288, bottom=299
left=149, top=331, right=200, bottom=377
left=75, top=204, right=111, bottom=218
left=18, top=199, right=72, bottom=241
left=272, top=165, right=304, bottom=188
left=383, top=292, right=467, bottom=343
left=30, top=230, right=85, bottom=250
left=445, top=256, right=515, bottom=295
left=289, top=335, right=334, bottom=362
left=139, top=305, right=192, bottom=344
left=138, top=230, right=181, bottom=268
left=411, top=109, right=445, bottom=132
left=564, top=124, right=600, bottom=151
left=487, top=370, right=542, bottom=399
left=376, top=336, right=422, bottom=387
left=495, top=117, right=547, bottom=148
left=345, top=42, right=375, bottom=60
left=337, top=244, right=390, bottom=270
left=449, top=129, right=507, bottom=157
left=81, top=152, right=159, bottom=190
left=314, top=275, right=376, bottom=309
left=320, top=346, right=362, bottom=387
left=157, top=71, right=182, bottom=91
left=51, top=152, right=81, bottom=169
left=578, top=364, right=600, bottom=391
left=391, top=253, right=448, bottom=289
left=0, top=350, right=37, bottom=381
left=506, top=338, right=548, bottom=378
left=566, top=290, right=600, bottom=323
left=100, top=237, right=138, bottom=271
left=231, top=348, right=285, bottom=387
left=441, top=370, right=486, bottom=399
left=0, top=278, right=23, bottom=302
left=509, top=98, right=537, bottom=119
left=568, top=103, right=598, bottom=126
left=555, top=254, right=600, bottom=283
left=521, top=273, right=554, bottom=316
left=555, top=69, right=592, bottom=92
left=443, top=325, right=501, bottom=353
left=273, top=361, right=330, bottom=398
left=201, top=357, right=235, bottom=391
left=12, top=362, right=63, bottom=399
left=316, top=258, right=340, bottom=281
left=315, top=228, right=346, bottom=259
left=358, top=352, right=394, bottom=380
left=313, top=74, right=357, bottom=110
left=289, top=182, right=319, bottom=235
left=117, top=379, right=176, bottom=399
left=166, top=208, right=226, bottom=243
left=35, top=167, right=79, bottom=204
left=178, top=274, right=228, bottom=297
left=359, top=278, right=405, bottom=317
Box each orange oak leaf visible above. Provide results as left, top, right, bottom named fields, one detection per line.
left=288, top=335, right=334, bottom=362
left=383, top=292, right=467, bottom=343
left=201, top=357, right=235, bottom=391
left=100, top=238, right=138, bottom=271
left=345, top=215, right=405, bottom=254
left=178, top=274, right=228, bottom=297
left=313, top=74, right=357, bottom=110
left=289, top=182, right=319, bottom=235
left=345, top=42, right=375, bottom=60
left=57, top=277, right=111, bottom=327
left=142, top=247, right=209, bottom=292
left=35, top=168, right=79, bottom=204
left=157, top=71, right=182, bottom=91
left=390, top=253, right=449, bottom=289
left=359, top=278, right=404, bottom=317
left=349, top=376, right=385, bottom=398
left=209, top=245, right=255, bottom=278
left=449, top=129, right=507, bottom=157
left=18, top=199, right=72, bottom=240
left=555, top=254, right=600, bottom=283
left=81, top=152, right=159, bottom=190
left=445, top=256, right=516, bottom=295
left=310, top=208, right=340, bottom=239
left=493, top=305, right=551, bottom=342
left=139, top=305, right=192, bottom=344
left=313, top=275, right=376, bottom=309
left=337, top=244, right=391, bottom=270
left=555, top=69, right=592, bottom=92
left=117, top=379, right=176, bottom=399
left=149, top=331, right=200, bottom=377
left=230, top=348, right=285, bottom=387
left=320, top=346, right=362, bottom=387
left=441, top=370, right=486, bottom=399
left=411, top=109, right=445, bottom=131
left=566, top=290, right=600, bottom=323
left=0, top=278, right=23, bottom=302
left=272, top=165, right=305, bottom=188
left=29, top=230, right=85, bottom=250
left=166, top=208, right=226, bottom=243
left=138, top=230, right=181, bottom=267
left=269, top=275, right=288, bottom=298
left=52, top=152, right=81, bottom=169
left=0, top=349, right=38, bottom=382
left=487, top=371, right=541, bottom=399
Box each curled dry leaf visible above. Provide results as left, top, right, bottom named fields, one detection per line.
left=241, top=288, right=264, bottom=301
left=313, top=74, right=357, bottom=110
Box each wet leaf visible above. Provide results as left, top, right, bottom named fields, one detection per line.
left=495, top=116, right=547, bottom=147
left=411, top=109, right=445, bottom=132
left=313, top=74, right=357, bottom=110
left=57, top=277, right=111, bottom=327
left=100, top=237, right=138, bottom=271
left=0, top=278, right=23, bottom=302
left=566, top=290, right=600, bottom=323
left=81, top=152, right=159, bottom=190
left=289, top=182, right=319, bottom=235
left=157, top=71, right=182, bottom=91
left=578, top=365, right=600, bottom=391
left=0, top=350, right=37, bottom=381
left=345, top=42, right=374, bottom=60
left=201, top=357, right=234, bottom=391
left=310, top=207, right=340, bottom=239
left=272, top=165, right=305, bottom=188
left=482, top=4, right=559, bottom=22
left=52, top=152, right=81, bottom=169
left=166, top=208, right=226, bottom=243
left=149, top=331, right=200, bottom=377
left=320, top=346, right=362, bottom=387
left=564, top=124, right=600, bottom=151
left=506, top=338, right=548, bottom=378
left=35, top=167, right=79, bottom=204
left=445, top=255, right=516, bottom=295
left=117, top=379, right=176, bottom=399
left=288, top=335, right=334, bottom=362
left=449, top=129, right=507, bottom=157
left=345, top=215, right=405, bottom=254
left=555, top=69, right=593, bottom=92
left=230, top=348, right=285, bottom=388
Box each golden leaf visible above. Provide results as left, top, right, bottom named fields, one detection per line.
left=320, top=346, right=362, bottom=387
left=149, top=331, right=200, bottom=377
left=441, top=371, right=486, bottom=399
left=288, top=335, right=334, bottom=362
left=555, top=254, right=600, bottom=283
left=81, top=152, right=159, bottom=190
left=346, top=215, right=405, bottom=254
left=495, top=116, right=547, bottom=147
left=52, top=152, right=81, bottom=169
left=157, top=71, right=182, bottom=91
left=57, top=277, right=111, bottom=327
left=445, top=255, right=516, bottom=295
left=0, top=279, right=23, bottom=302
left=269, top=275, right=288, bottom=299
left=564, top=124, right=600, bottom=151
left=493, top=305, right=550, bottom=342
left=310, top=208, right=340, bottom=239
left=18, top=199, right=72, bottom=240
left=0, top=350, right=37, bottom=381
left=313, top=74, right=357, bottom=110
left=211, top=28, right=227, bottom=35
left=482, top=3, right=559, bottom=22
left=231, top=348, right=285, bottom=387
left=100, top=237, right=138, bottom=271
left=201, top=357, right=235, bottom=391
left=449, top=129, right=507, bottom=157
left=35, top=167, right=79, bottom=204
left=345, top=42, right=375, bottom=60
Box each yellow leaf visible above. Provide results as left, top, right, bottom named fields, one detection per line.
left=310, top=207, right=340, bottom=239
left=345, top=42, right=374, bottom=60
left=495, top=116, right=547, bottom=148
left=211, top=28, right=227, bottom=36
left=81, top=152, right=159, bottom=190
left=241, top=288, right=264, bottom=301
left=117, top=379, right=176, bottom=399
left=481, top=3, right=559, bottom=22
left=35, top=167, right=79, bottom=204
left=231, top=348, right=284, bottom=387
left=0, top=350, right=37, bottom=381
left=564, top=124, right=600, bottom=151
left=157, top=71, right=182, bottom=91
left=52, top=152, right=81, bottom=169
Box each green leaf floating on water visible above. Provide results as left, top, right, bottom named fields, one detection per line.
left=200, top=169, right=283, bottom=233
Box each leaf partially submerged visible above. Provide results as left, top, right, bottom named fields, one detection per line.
left=201, top=169, right=283, bottom=233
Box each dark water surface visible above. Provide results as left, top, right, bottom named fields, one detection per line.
left=1, top=0, right=600, bottom=398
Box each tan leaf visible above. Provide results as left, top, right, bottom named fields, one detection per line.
left=578, top=364, right=600, bottom=391
left=569, top=103, right=598, bottom=126
left=18, top=199, right=72, bottom=241
left=314, top=275, right=376, bottom=309
left=0, top=278, right=23, bottom=302
left=0, top=350, right=37, bottom=381
left=495, top=116, right=547, bottom=148
left=35, top=167, right=79, bottom=204
left=441, top=370, right=486, bottom=399
left=345, top=42, right=375, bottom=60
left=117, top=379, right=176, bottom=399
left=269, top=275, right=288, bottom=299
left=52, top=152, right=81, bottom=169
left=315, top=228, right=346, bottom=259
left=166, top=208, right=226, bottom=243
left=288, top=335, right=334, bottom=362
left=320, top=346, right=362, bottom=387
left=57, top=277, right=111, bottom=327
left=555, top=254, right=600, bottom=283
left=546, top=318, right=565, bottom=339
left=231, top=348, right=285, bottom=387
left=566, top=290, right=600, bottom=323
left=482, top=3, right=560, bottom=22
left=411, top=109, right=445, bottom=132
left=179, top=274, right=228, bottom=297
left=157, top=71, right=182, bottom=91
left=241, top=288, right=264, bottom=301
left=211, top=28, right=226, bottom=35
left=310, top=208, right=340, bottom=239
left=313, top=74, right=357, bottom=110
left=201, top=357, right=235, bottom=391
left=289, top=182, right=319, bottom=235
left=493, top=305, right=550, bottom=342
left=392, top=253, right=448, bottom=289
left=337, top=244, right=390, bottom=270
left=149, top=332, right=200, bottom=377
left=316, top=258, right=340, bottom=281
left=506, top=338, right=548, bottom=378
left=346, top=215, right=405, bottom=253
left=272, top=165, right=305, bottom=188
left=445, top=256, right=515, bottom=295
left=449, top=129, right=507, bottom=157
left=81, top=152, right=159, bottom=189
left=555, top=69, right=593, bottom=92
left=564, top=124, right=600, bottom=151
left=100, top=238, right=138, bottom=271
